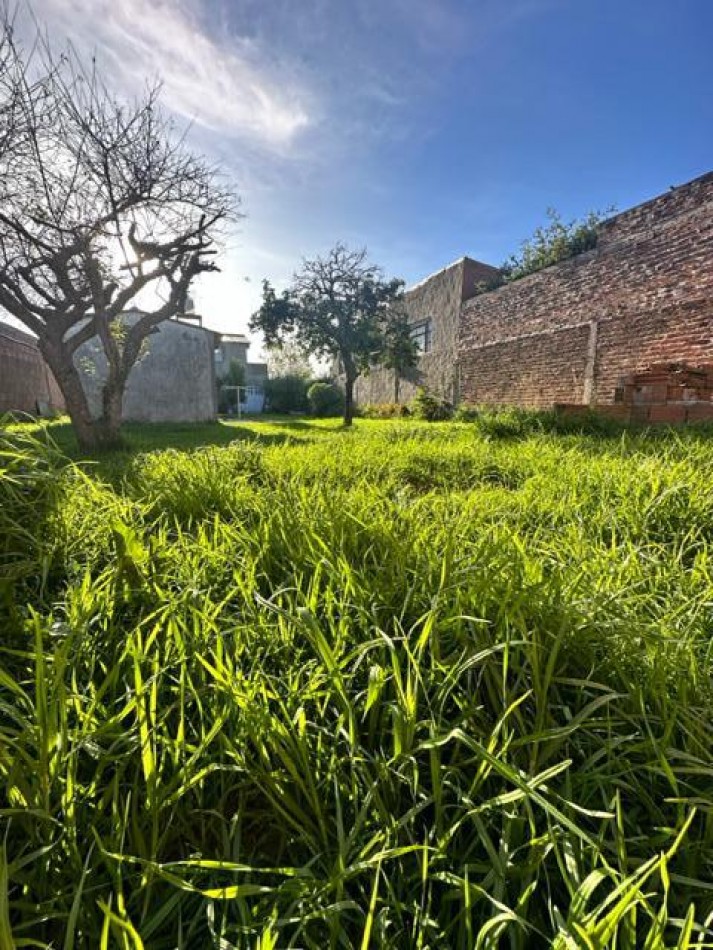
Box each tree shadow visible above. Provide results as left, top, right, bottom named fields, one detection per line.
left=26, top=417, right=348, bottom=484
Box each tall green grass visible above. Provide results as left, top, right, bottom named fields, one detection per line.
left=2, top=419, right=713, bottom=947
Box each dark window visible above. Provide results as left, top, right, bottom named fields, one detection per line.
left=410, top=319, right=432, bottom=353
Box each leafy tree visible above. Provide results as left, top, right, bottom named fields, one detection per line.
left=250, top=244, right=404, bottom=425
left=0, top=14, right=235, bottom=448
left=377, top=310, right=420, bottom=402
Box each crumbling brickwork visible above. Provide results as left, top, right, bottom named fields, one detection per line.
left=0, top=324, right=65, bottom=416
left=459, top=172, right=713, bottom=407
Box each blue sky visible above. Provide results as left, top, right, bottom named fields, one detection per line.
left=26, top=0, right=713, bottom=348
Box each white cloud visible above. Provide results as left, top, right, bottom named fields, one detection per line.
left=30, top=0, right=315, bottom=149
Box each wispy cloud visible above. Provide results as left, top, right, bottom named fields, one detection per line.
left=30, top=0, right=315, bottom=149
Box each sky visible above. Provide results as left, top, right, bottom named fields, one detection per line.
left=18, top=0, right=713, bottom=353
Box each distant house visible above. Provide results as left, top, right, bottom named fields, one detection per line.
left=0, top=308, right=269, bottom=423
left=214, top=333, right=268, bottom=414
left=73, top=310, right=219, bottom=423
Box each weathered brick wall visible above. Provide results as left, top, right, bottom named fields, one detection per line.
left=459, top=172, right=713, bottom=407
left=0, top=324, right=65, bottom=416
left=461, top=324, right=591, bottom=407
left=355, top=256, right=498, bottom=405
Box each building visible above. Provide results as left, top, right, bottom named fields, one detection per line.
left=0, top=322, right=65, bottom=417
left=356, top=171, right=713, bottom=416
left=74, top=311, right=219, bottom=423
left=354, top=256, right=499, bottom=405
left=214, top=333, right=268, bottom=414
left=0, top=309, right=270, bottom=424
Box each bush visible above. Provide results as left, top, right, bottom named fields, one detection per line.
left=455, top=406, right=628, bottom=439
left=410, top=388, right=454, bottom=421
left=473, top=207, right=615, bottom=295
left=454, top=403, right=480, bottom=422
left=506, top=207, right=615, bottom=281
left=264, top=373, right=311, bottom=413
left=307, top=380, right=345, bottom=417
left=360, top=402, right=411, bottom=419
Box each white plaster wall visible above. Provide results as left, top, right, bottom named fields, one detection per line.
left=74, top=315, right=217, bottom=423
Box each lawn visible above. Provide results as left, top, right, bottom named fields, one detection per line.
left=2, top=415, right=713, bottom=947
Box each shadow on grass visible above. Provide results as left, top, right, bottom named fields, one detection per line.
left=19, top=417, right=347, bottom=484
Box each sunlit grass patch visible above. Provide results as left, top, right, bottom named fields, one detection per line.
left=2, top=419, right=713, bottom=946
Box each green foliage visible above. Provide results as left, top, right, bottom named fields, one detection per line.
left=3, top=419, right=713, bottom=946
left=377, top=311, right=420, bottom=376
left=359, top=402, right=412, bottom=418
left=505, top=207, right=610, bottom=279
left=306, top=380, right=345, bottom=417
left=458, top=406, right=628, bottom=439
left=476, top=207, right=615, bottom=293
left=453, top=402, right=480, bottom=422
left=410, top=387, right=454, bottom=421
left=264, top=373, right=311, bottom=413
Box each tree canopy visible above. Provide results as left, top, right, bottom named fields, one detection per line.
left=250, top=244, right=405, bottom=425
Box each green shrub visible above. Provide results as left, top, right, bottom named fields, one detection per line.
left=360, top=402, right=411, bottom=419
left=307, top=380, right=345, bottom=417
left=410, top=387, right=454, bottom=421
left=454, top=402, right=480, bottom=422
left=264, top=373, right=311, bottom=413
left=474, top=207, right=615, bottom=294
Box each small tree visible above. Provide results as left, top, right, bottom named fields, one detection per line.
left=378, top=310, right=420, bottom=402
left=250, top=244, right=404, bottom=425
left=0, top=14, right=235, bottom=448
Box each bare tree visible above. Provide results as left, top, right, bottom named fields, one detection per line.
left=0, top=10, right=236, bottom=447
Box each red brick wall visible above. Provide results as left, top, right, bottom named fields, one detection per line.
left=0, top=324, right=65, bottom=416
left=460, top=324, right=591, bottom=407
left=459, top=172, right=713, bottom=407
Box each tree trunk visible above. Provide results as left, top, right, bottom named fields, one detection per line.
left=344, top=373, right=356, bottom=427
left=96, top=375, right=125, bottom=449
left=394, top=371, right=400, bottom=404
left=40, top=338, right=124, bottom=450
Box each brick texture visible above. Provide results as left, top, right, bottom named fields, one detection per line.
left=459, top=172, right=713, bottom=408
left=354, top=256, right=499, bottom=405
left=0, top=324, right=65, bottom=416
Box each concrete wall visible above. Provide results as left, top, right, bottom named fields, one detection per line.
left=0, top=323, right=65, bottom=416
left=459, top=172, right=713, bottom=408
left=75, top=314, right=217, bottom=422
left=354, top=256, right=499, bottom=405
left=246, top=362, right=268, bottom=388
left=216, top=338, right=250, bottom=377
